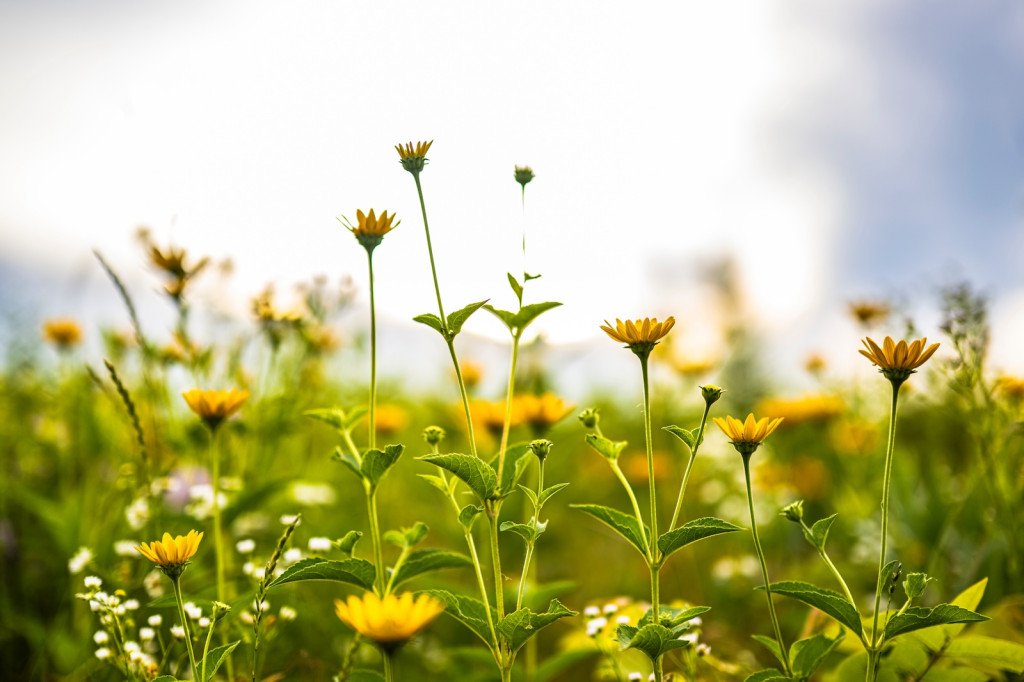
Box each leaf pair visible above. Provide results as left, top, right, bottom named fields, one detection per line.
left=414, top=300, right=489, bottom=341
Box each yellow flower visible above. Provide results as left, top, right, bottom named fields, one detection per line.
left=714, top=413, right=784, bottom=458
left=859, top=336, right=940, bottom=384
left=849, top=300, right=890, bottom=327
left=135, top=530, right=203, bottom=578
left=518, top=393, right=574, bottom=435
left=395, top=140, right=433, bottom=174
left=43, top=319, right=82, bottom=349
left=334, top=592, right=444, bottom=650
left=374, top=404, right=409, bottom=435
left=601, top=317, right=675, bottom=358
left=804, top=353, right=826, bottom=375
left=341, top=209, right=399, bottom=253
left=756, top=395, right=844, bottom=425
left=182, top=389, right=249, bottom=430
left=470, top=399, right=523, bottom=437
left=997, top=376, right=1024, bottom=402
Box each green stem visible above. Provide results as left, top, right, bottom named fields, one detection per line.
left=201, top=619, right=215, bottom=682
left=800, top=519, right=859, bottom=618
left=413, top=172, right=447, bottom=324
left=743, top=456, right=791, bottom=677
left=383, top=650, right=394, bottom=682
left=667, top=404, right=709, bottom=534
left=209, top=430, right=226, bottom=606
left=487, top=509, right=506, bottom=621
left=366, top=486, right=387, bottom=595
left=516, top=459, right=545, bottom=611
left=496, top=332, right=522, bottom=484
left=367, top=251, right=377, bottom=451
left=447, top=340, right=479, bottom=458
left=869, top=381, right=901, bottom=652
left=639, top=357, right=660, bottom=600
left=610, top=462, right=648, bottom=552
left=171, top=576, right=199, bottom=682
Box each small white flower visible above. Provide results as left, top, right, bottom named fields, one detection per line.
left=279, top=514, right=300, bottom=526
left=84, top=576, right=102, bottom=589
left=240, top=611, right=255, bottom=625
left=290, top=482, right=336, bottom=506
left=584, top=605, right=600, bottom=617
left=236, top=539, right=256, bottom=554
left=679, top=633, right=699, bottom=645
left=307, top=537, right=332, bottom=552
left=95, top=647, right=111, bottom=660
left=649, top=675, right=656, bottom=682
left=139, top=627, right=155, bottom=641
left=279, top=606, right=297, bottom=621
left=143, top=570, right=165, bottom=598
left=124, top=599, right=140, bottom=611
left=171, top=625, right=185, bottom=639
left=616, top=615, right=630, bottom=625
left=69, top=547, right=94, bottom=575
left=100, top=614, right=113, bottom=626
left=113, top=540, right=138, bottom=557
left=125, top=497, right=150, bottom=530
left=129, top=650, right=146, bottom=663
left=148, top=614, right=162, bottom=627
left=252, top=567, right=266, bottom=580
left=602, top=603, right=619, bottom=614
left=253, top=600, right=270, bottom=612
left=283, top=548, right=302, bottom=564
left=243, top=561, right=256, bottom=576
left=198, top=617, right=211, bottom=628
left=697, top=643, right=711, bottom=657
left=628, top=674, right=643, bottom=682
left=184, top=603, right=202, bottom=620
left=93, top=631, right=109, bottom=645
left=124, top=641, right=140, bottom=654
left=588, top=617, right=607, bottom=630
left=691, top=616, right=702, bottom=627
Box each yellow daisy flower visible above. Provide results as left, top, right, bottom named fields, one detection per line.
left=600, top=317, right=675, bottom=358
left=43, top=319, right=82, bottom=350
left=135, top=530, right=203, bottom=578
left=859, top=336, right=940, bottom=384
left=334, top=592, right=444, bottom=650
left=182, top=388, right=249, bottom=431
left=517, top=393, right=574, bottom=435
left=395, top=140, right=433, bottom=174
left=714, top=413, right=784, bottom=458
left=849, top=300, right=890, bottom=327
left=341, top=209, right=399, bottom=253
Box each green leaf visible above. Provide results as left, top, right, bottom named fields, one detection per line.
left=914, top=578, right=987, bottom=650
left=413, top=313, right=445, bottom=336
left=752, top=634, right=788, bottom=669
left=420, top=453, right=498, bottom=501
left=507, top=273, right=523, bottom=302
left=202, top=640, right=240, bottom=682
left=459, top=504, right=484, bottom=531
left=768, top=581, right=863, bottom=636
left=524, top=272, right=541, bottom=282
left=512, top=301, right=562, bottom=331
left=497, top=599, right=577, bottom=653
left=538, top=482, right=570, bottom=507
left=881, top=559, right=901, bottom=591
left=744, top=670, right=788, bottom=682
left=447, top=299, right=489, bottom=336
left=305, top=407, right=365, bottom=432
left=945, top=635, right=1024, bottom=673
left=331, top=446, right=362, bottom=479
left=427, top=590, right=498, bottom=651
left=802, top=514, right=837, bottom=552
left=519, top=485, right=540, bottom=509
left=335, top=530, right=362, bottom=557
left=485, top=305, right=518, bottom=331
left=418, top=473, right=455, bottom=496
left=903, top=572, right=934, bottom=601
left=790, top=631, right=844, bottom=680
left=663, top=425, right=697, bottom=450
left=571, top=504, right=649, bottom=557
left=584, top=434, right=627, bottom=461
left=266, top=557, right=375, bottom=590
left=500, top=520, right=546, bottom=544
left=658, top=517, right=743, bottom=560
left=617, top=623, right=690, bottom=662
left=637, top=605, right=711, bottom=628
left=384, top=521, right=428, bottom=549
left=391, top=549, right=473, bottom=588
left=495, top=443, right=533, bottom=497
left=884, top=604, right=987, bottom=641
left=361, top=444, right=404, bottom=489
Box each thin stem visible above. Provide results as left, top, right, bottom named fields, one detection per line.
left=515, top=459, right=545, bottom=611
left=447, top=340, right=479, bottom=458
left=496, top=332, right=522, bottom=484
left=383, top=650, right=394, bottom=682
left=667, top=403, right=710, bottom=534
left=487, top=509, right=506, bottom=621
left=171, top=577, right=199, bottom=682
left=610, top=462, right=648, bottom=551
left=209, top=430, right=226, bottom=606
left=800, top=519, right=860, bottom=618
left=869, top=381, right=902, bottom=651
left=639, top=357, right=660, bottom=593
left=366, top=486, right=387, bottom=595
left=201, top=619, right=215, bottom=682
left=465, top=529, right=500, bottom=656
left=367, top=251, right=377, bottom=451
left=413, top=172, right=447, bottom=324
left=743, top=456, right=791, bottom=677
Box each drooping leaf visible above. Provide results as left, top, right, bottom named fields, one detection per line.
left=266, top=557, right=375, bottom=590
left=420, top=453, right=498, bottom=501
left=305, top=407, right=366, bottom=432
left=913, top=578, right=987, bottom=650
left=658, top=517, right=743, bottom=560
left=663, top=425, right=697, bottom=450
left=361, top=444, right=404, bottom=489
left=418, top=473, right=455, bottom=496
left=500, top=520, right=546, bottom=544
left=485, top=306, right=518, bottom=331
left=752, top=634, right=788, bottom=670
left=768, top=581, right=863, bottom=636
left=802, top=514, right=838, bottom=552
left=447, top=300, right=489, bottom=336
left=202, top=640, right=241, bottom=682
left=459, top=504, right=484, bottom=531
left=331, top=446, right=362, bottom=479
left=571, top=504, right=649, bottom=557
left=790, top=631, right=845, bottom=680
left=497, top=599, right=577, bottom=653
left=945, top=635, right=1024, bottom=673
left=390, top=549, right=472, bottom=588
left=427, top=590, right=498, bottom=651
left=883, top=604, right=987, bottom=641
left=413, top=313, right=445, bottom=336
left=617, top=623, right=690, bottom=662
left=519, top=485, right=540, bottom=509
left=584, top=434, right=627, bottom=461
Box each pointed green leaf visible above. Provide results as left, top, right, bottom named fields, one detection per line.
left=518, top=485, right=540, bottom=509
left=584, top=434, right=627, bottom=461
left=485, top=305, right=519, bottom=332
left=752, top=634, right=788, bottom=670
left=617, top=623, right=690, bottom=662
left=884, top=604, right=987, bottom=641
left=913, top=578, right=987, bottom=650
left=497, top=599, right=577, bottom=653
left=637, top=605, right=711, bottom=628
left=335, top=530, right=362, bottom=557
left=361, top=444, right=404, bottom=489
left=538, top=482, right=570, bottom=507
left=512, top=301, right=562, bottom=331
left=768, top=581, right=863, bottom=636
left=427, top=589, right=498, bottom=651
left=790, top=631, right=844, bottom=680
left=658, top=517, right=743, bottom=560
left=266, top=557, right=375, bottom=590
left=458, top=504, right=484, bottom=531
left=305, top=406, right=366, bottom=431
left=331, top=446, right=362, bottom=479
left=418, top=473, right=455, bottom=496
left=447, top=299, right=489, bottom=336
left=202, top=640, right=241, bottom=682
left=803, top=514, right=837, bottom=551
left=507, top=273, right=523, bottom=302
left=494, top=443, right=533, bottom=497
left=945, top=635, right=1024, bottom=673
left=663, top=425, right=697, bottom=450
left=413, top=313, right=445, bottom=336
left=500, top=520, right=546, bottom=544
left=744, top=670, right=788, bottom=682
left=420, top=453, right=498, bottom=501
left=390, top=549, right=472, bottom=588
left=384, top=522, right=428, bottom=549
left=571, top=504, right=649, bottom=557
left=524, top=272, right=541, bottom=282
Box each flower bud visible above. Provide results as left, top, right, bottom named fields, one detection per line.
left=514, top=165, right=535, bottom=188
left=529, top=439, right=553, bottom=461
left=779, top=500, right=804, bottom=523
left=578, top=408, right=600, bottom=429
left=422, top=425, right=446, bottom=446
left=699, top=384, right=725, bottom=406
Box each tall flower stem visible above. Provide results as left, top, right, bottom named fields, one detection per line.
left=667, top=403, right=710, bottom=533
left=367, top=251, right=378, bottom=451
left=412, top=173, right=446, bottom=327
left=639, top=357, right=660, bottom=609
left=742, top=456, right=791, bottom=677
left=201, top=620, right=216, bottom=682
left=171, top=576, right=199, bottom=682
left=487, top=509, right=506, bottom=621
left=515, top=458, right=545, bottom=611
left=496, top=333, right=522, bottom=484
left=208, top=428, right=233, bottom=678
left=366, top=486, right=387, bottom=595
left=383, top=651, right=394, bottom=682
left=867, top=380, right=902, bottom=678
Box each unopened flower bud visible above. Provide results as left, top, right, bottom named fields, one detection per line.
left=578, top=408, right=600, bottom=429
left=514, top=165, right=535, bottom=188
left=529, top=439, right=553, bottom=461
left=780, top=500, right=804, bottom=523
left=700, top=384, right=725, bottom=406
left=423, top=425, right=446, bottom=446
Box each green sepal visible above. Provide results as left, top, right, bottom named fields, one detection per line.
left=427, top=589, right=499, bottom=652
left=500, top=520, right=546, bottom=544
left=571, top=504, right=649, bottom=557
left=752, top=634, right=788, bottom=670
left=801, top=514, right=838, bottom=552
left=903, top=572, right=935, bottom=601
left=331, top=446, right=362, bottom=479
left=447, top=300, right=490, bottom=337
left=419, top=453, right=498, bottom=501
left=335, top=530, right=362, bottom=557
left=458, top=504, right=484, bottom=531
left=658, top=517, right=743, bottom=560
left=584, top=434, right=627, bottom=461
left=790, top=630, right=844, bottom=681
left=413, top=313, right=445, bottom=336
left=361, top=444, right=404, bottom=490
left=497, top=599, right=577, bottom=654
left=266, top=557, right=376, bottom=591
left=384, top=521, right=428, bottom=548
left=202, top=640, right=241, bottom=682
left=617, top=623, right=690, bottom=662
left=663, top=424, right=700, bottom=450
left=390, top=549, right=472, bottom=589
left=767, top=581, right=863, bottom=636
left=883, top=604, right=987, bottom=641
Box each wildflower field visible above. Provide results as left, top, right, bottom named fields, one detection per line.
left=4, top=143, right=1024, bottom=682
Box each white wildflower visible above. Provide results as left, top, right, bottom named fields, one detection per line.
left=69, top=547, right=93, bottom=575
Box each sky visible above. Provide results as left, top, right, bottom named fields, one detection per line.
left=2, top=0, right=1023, bottom=381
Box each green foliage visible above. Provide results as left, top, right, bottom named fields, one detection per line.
left=802, top=513, right=838, bottom=551
left=419, top=453, right=498, bottom=501
left=617, top=623, right=691, bottom=662
left=390, top=549, right=473, bottom=588
left=201, top=640, right=240, bottom=682
left=883, top=604, right=987, bottom=640
left=767, top=581, right=863, bottom=636
left=497, top=599, right=576, bottom=653
left=361, top=444, right=404, bottom=490
left=790, top=631, right=844, bottom=681
left=427, top=590, right=498, bottom=652
left=584, top=433, right=627, bottom=461
left=663, top=424, right=700, bottom=450
left=266, top=557, right=376, bottom=590
left=570, top=504, right=649, bottom=557
left=657, top=517, right=743, bottom=560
